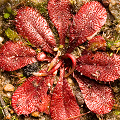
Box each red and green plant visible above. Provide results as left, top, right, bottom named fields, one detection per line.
left=0, top=0, right=119, bottom=119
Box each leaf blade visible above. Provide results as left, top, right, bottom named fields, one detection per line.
left=16, top=7, right=56, bottom=54
left=76, top=52, right=120, bottom=82
left=50, top=68, right=80, bottom=120
left=68, top=1, right=107, bottom=52
left=74, top=74, right=114, bottom=115
left=48, top=0, right=72, bottom=46
left=12, top=73, right=55, bottom=115
left=0, top=41, right=37, bottom=71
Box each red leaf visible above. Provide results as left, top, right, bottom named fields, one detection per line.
left=76, top=52, right=120, bottom=82
left=12, top=72, right=55, bottom=115
left=74, top=74, right=114, bottom=115
left=68, top=1, right=107, bottom=52
left=87, top=35, right=106, bottom=51
left=48, top=0, right=72, bottom=46
left=0, top=41, right=37, bottom=71
left=50, top=68, right=80, bottom=120
left=16, top=7, right=56, bottom=54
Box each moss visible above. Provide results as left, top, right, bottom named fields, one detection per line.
left=5, top=28, right=20, bottom=41
left=3, top=13, right=10, bottom=19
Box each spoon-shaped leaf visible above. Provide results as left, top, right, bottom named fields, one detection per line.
left=68, top=1, right=107, bottom=52
left=16, top=7, right=56, bottom=54
left=0, top=41, right=37, bottom=71
left=50, top=68, right=80, bottom=120
left=12, top=71, right=55, bottom=115
left=48, top=0, right=72, bottom=46
left=74, top=74, right=114, bottom=114
left=76, top=52, right=120, bottom=82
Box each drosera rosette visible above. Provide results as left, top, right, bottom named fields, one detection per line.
left=0, top=0, right=119, bottom=120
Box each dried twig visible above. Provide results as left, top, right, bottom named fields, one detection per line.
left=0, top=94, right=11, bottom=119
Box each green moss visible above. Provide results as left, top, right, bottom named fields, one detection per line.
left=4, top=13, right=10, bottom=19
left=5, top=28, right=20, bottom=41
left=12, top=115, right=19, bottom=120
left=113, top=110, right=120, bottom=115
left=3, top=96, right=10, bottom=105
left=36, top=2, right=49, bottom=21
left=11, top=10, right=17, bottom=16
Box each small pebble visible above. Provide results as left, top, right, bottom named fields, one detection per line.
left=5, top=114, right=11, bottom=120
left=6, top=92, right=12, bottom=98
left=117, top=115, right=120, bottom=118
left=3, top=84, right=14, bottom=92
left=67, top=78, right=75, bottom=88
left=110, top=0, right=116, bottom=5
left=31, top=111, right=40, bottom=117
left=0, top=36, right=4, bottom=44
left=54, top=47, right=59, bottom=51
